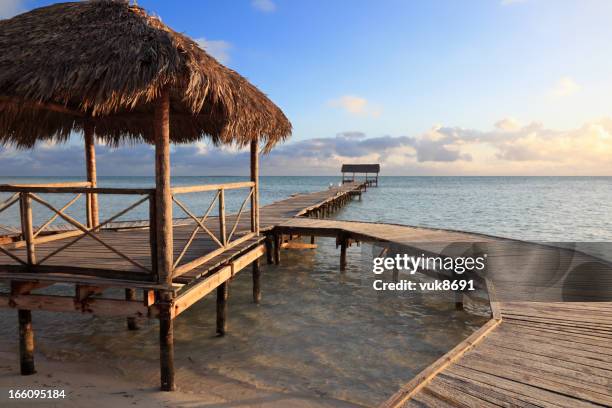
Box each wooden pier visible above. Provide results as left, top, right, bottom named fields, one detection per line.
left=1, top=178, right=611, bottom=405
left=0, top=179, right=369, bottom=389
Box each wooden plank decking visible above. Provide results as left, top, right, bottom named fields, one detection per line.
left=385, top=301, right=612, bottom=408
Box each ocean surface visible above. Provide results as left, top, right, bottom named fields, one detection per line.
left=1, top=175, right=610, bottom=241
left=0, top=176, right=609, bottom=405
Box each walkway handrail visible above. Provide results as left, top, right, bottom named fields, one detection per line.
left=0, top=184, right=157, bottom=281
left=170, top=181, right=257, bottom=277
left=170, top=181, right=254, bottom=194
left=0, top=181, right=260, bottom=282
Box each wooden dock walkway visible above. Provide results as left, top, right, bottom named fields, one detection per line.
left=1, top=179, right=610, bottom=405
left=383, top=301, right=612, bottom=408
left=0, top=182, right=364, bottom=281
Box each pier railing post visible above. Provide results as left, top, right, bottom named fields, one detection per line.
left=250, top=139, right=259, bottom=235
left=19, top=192, right=35, bottom=265
left=219, top=188, right=227, bottom=247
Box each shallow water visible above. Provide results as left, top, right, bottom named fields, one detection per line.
left=0, top=237, right=489, bottom=406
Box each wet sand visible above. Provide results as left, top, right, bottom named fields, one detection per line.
left=0, top=349, right=360, bottom=408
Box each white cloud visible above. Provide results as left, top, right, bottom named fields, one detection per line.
left=495, top=117, right=521, bottom=132
left=252, top=0, right=276, bottom=13
left=5, top=118, right=612, bottom=176
left=195, top=38, right=232, bottom=64
left=328, top=95, right=382, bottom=118
left=0, top=0, right=25, bottom=19
left=551, top=76, right=581, bottom=97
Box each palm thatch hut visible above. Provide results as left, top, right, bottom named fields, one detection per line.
left=0, top=0, right=291, bottom=391
left=341, top=164, right=380, bottom=186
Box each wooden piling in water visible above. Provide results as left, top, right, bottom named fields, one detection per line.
left=158, top=295, right=175, bottom=391
left=216, top=282, right=228, bottom=335
left=18, top=309, right=35, bottom=375
left=340, top=237, right=348, bottom=271
left=265, top=236, right=273, bottom=264
left=453, top=271, right=464, bottom=311
left=125, top=288, right=138, bottom=330
left=273, top=233, right=281, bottom=264
left=252, top=259, right=261, bottom=304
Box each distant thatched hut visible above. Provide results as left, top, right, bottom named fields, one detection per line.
left=0, top=0, right=291, bottom=391
left=341, top=163, right=380, bottom=186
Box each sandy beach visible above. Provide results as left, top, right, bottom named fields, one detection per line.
left=0, top=346, right=361, bottom=408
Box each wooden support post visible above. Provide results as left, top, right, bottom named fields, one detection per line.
left=154, top=89, right=173, bottom=284
left=250, top=140, right=259, bottom=235
left=455, top=293, right=464, bottom=310
left=158, top=292, right=175, bottom=391
left=18, top=309, right=35, bottom=375
left=216, top=282, right=228, bottom=336
left=84, top=122, right=99, bottom=229
left=19, top=193, right=35, bottom=265
left=273, top=233, right=281, bottom=265
left=310, top=235, right=315, bottom=245
left=125, top=288, right=138, bottom=330
left=340, top=237, right=348, bottom=271
left=149, top=194, right=158, bottom=281
left=265, top=235, right=273, bottom=264
left=252, top=259, right=261, bottom=304
left=453, top=271, right=464, bottom=311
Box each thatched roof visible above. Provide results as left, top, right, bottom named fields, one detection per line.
left=341, top=164, right=380, bottom=173
left=0, top=0, right=291, bottom=151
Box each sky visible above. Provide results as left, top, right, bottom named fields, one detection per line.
left=2, top=0, right=612, bottom=176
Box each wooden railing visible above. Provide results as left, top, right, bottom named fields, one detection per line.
left=0, top=181, right=260, bottom=282
left=170, top=181, right=257, bottom=277
left=0, top=183, right=157, bottom=281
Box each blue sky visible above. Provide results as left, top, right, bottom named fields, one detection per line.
left=2, top=0, right=612, bottom=176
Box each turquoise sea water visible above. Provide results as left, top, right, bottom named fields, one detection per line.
left=0, top=176, right=609, bottom=405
